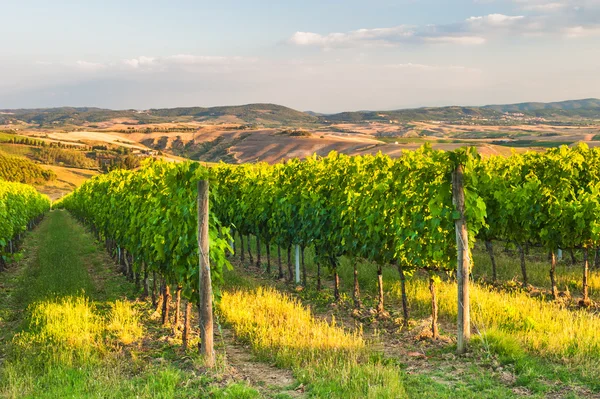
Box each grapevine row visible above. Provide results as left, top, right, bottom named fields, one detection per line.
left=57, top=143, right=600, bottom=358
left=55, top=160, right=232, bottom=352
left=0, top=179, right=51, bottom=269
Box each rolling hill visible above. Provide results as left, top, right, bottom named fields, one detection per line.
left=482, top=99, right=600, bottom=119
left=2, top=98, right=599, bottom=127
left=0, top=104, right=318, bottom=126
left=483, top=98, right=600, bottom=112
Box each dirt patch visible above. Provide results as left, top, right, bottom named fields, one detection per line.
left=220, top=328, right=306, bottom=397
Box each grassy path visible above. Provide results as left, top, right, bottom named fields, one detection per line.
left=224, top=237, right=600, bottom=399
left=0, top=211, right=263, bottom=398
left=13, top=210, right=101, bottom=306
left=4, top=211, right=595, bottom=398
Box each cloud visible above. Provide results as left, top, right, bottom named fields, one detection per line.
left=288, top=7, right=600, bottom=49
left=62, top=54, right=256, bottom=74
left=386, top=63, right=482, bottom=73
left=165, top=54, right=254, bottom=65
left=289, top=27, right=416, bottom=48
left=289, top=24, right=487, bottom=48
left=423, top=36, right=487, bottom=45
left=467, top=14, right=525, bottom=24
left=123, top=56, right=156, bottom=69
left=288, top=14, right=534, bottom=48
left=511, top=0, right=600, bottom=9
left=564, top=24, right=600, bottom=37
left=75, top=60, right=106, bottom=71
left=520, top=2, right=569, bottom=11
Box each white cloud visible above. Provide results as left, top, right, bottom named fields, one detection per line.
left=288, top=7, right=600, bottom=49
left=386, top=63, right=482, bottom=73
left=289, top=27, right=415, bottom=48
left=424, top=35, right=487, bottom=45
left=66, top=54, right=256, bottom=74
left=564, top=24, right=600, bottom=37
left=467, top=14, right=525, bottom=24
left=521, top=2, right=568, bottom=11
left=123, top=56, right=156, bottom=69
left=287, top=14, right=534, bottom=49
left=75, top=60, right=106, bottom=71
left=165, top=54, right=254, bottom=65
left=288, top=24, right=488, bottom=48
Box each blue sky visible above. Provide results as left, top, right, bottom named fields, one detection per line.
left=1, top=0, right=599, bottom=112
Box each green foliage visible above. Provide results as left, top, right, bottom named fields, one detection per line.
left=0, top=179, right=51, bottom=255
left=0, top=154, right=56, bottom=183
left=56, top=160, right=232, bottom=304
left=35, top=147, right=97, bottom=169
left=213, top=147, right=486, bottom=277
left=477, top=143, right=600, bottom=251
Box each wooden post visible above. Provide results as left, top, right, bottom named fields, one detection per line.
left=295, top=244, right=300, bottom=284
left=452, top=163, right=470, bottom=354
left=582, top=248, right=590, bottom=306
left=197, top=180, right=214, bottom=367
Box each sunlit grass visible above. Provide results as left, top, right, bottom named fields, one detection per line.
left=11, top=295, right=143, bottom=369
left=0, top=211, right=265, bottom=398
left=219, top=286, right=408, bottom=398
left=106, top=299, right=144, bottom=345
left=472, top=248, right=600, bottom=299
left=15, top=296, right=104, bottom=365
left=394, top=279, right=600, bottom=367
left=220, top=287, right=365, bottom=366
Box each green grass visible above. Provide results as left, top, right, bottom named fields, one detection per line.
left=0, top=143, right=36, bottom=157
left=233, top=235, right=600, bottom=397
left=0, top=211, right=263, bottom=398
left=493, top=140, right=574, bottom=148
left=3, top=213, right=597, bottom=398
left=222, top=265, right=522, bottom=398
left=219, top=287, right=406, bottom=399
left=471, top=244, right=600, bottom=299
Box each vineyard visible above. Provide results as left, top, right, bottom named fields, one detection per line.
left=0, top=154, right=56, bottom=184
left=2, top=143, right=600, bottom=397
left=0, top=179, right=51, bottom=269
left=41, top=143, right=600, bottom=396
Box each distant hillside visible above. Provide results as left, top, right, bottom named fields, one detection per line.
left=0, top=107, right=149, bottom=126
left=483, top=98, right=600, bottom=118
left=323, top=106, right=500, bottom=123
left=324, top=99, right=600, bottom=122
left=0, top=153, right=56, bottom=184
left=0, top=104, right=318, bottom=126
left=148, top=103, right=319, bottom=124
left=2, top=98, right=599, bottom=126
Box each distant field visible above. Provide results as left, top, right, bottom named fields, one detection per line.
left=35, top=165, right=99, bottom=201
left=0, top=143, right=36, bottom=157
left=2, top=111, right=599, bottom=165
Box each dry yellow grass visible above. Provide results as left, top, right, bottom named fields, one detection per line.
left=34, top=165, right=99, bottom=201
left=392, top=279, right=600, bottom=367
left=220, top=287, right=365, bottom=367
left=219, top=286, right=407, bottom=398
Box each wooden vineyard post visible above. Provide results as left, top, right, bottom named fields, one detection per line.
left=452, top=162, right=470, bottom=354
left=197, top=180, right=214, bottom=367
left=295, top=244, right=300, bottom=284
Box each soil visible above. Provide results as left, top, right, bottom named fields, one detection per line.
left=220, top=328, right=306, bottom=398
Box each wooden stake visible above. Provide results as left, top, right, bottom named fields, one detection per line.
left=582, top=248, right=590, bottom=306
left=452, top=163, right=470, bottom=354
left=518, top=244, right=528, bottom=288
left=485, top=241, right=497, bottom=282
left=550, top=251, right=558, bottom=300
left=183, top=301, right=192, bottom=351
left=197, top=180, right=214, bottom=367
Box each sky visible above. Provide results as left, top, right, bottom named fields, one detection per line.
left=0, top=0, right=599, bottom=113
